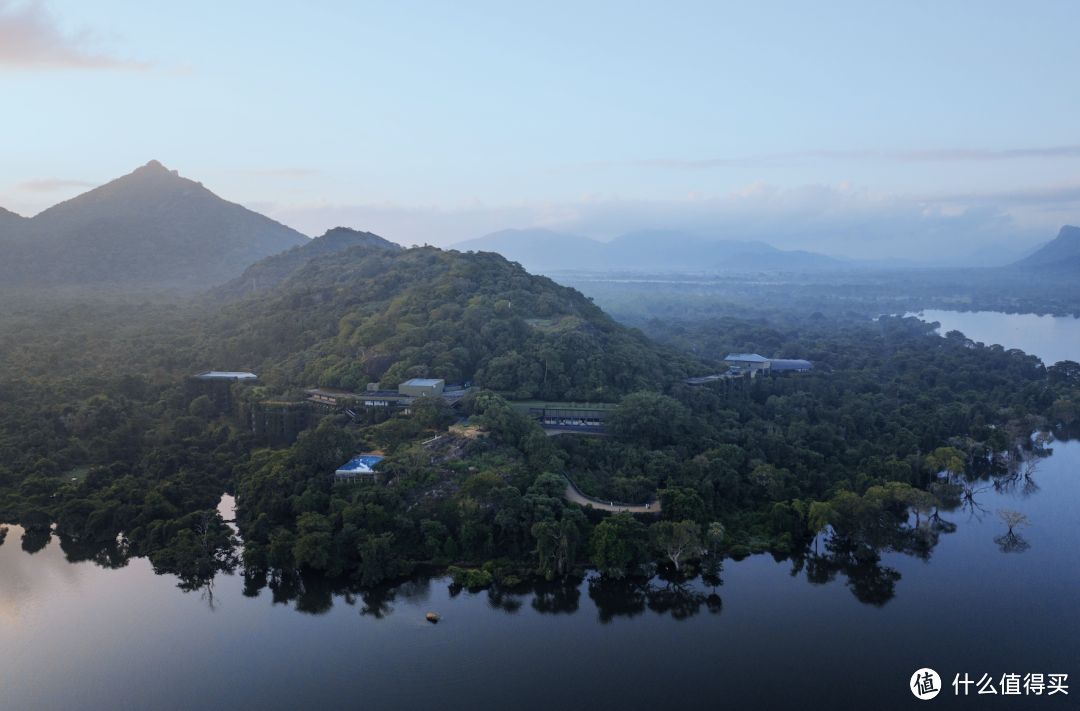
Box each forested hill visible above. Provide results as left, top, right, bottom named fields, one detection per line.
left=1, top=241, right=1077, bottom=599
left=209, top=227, right=401, bottom=302
left=0, top=160, right=307, bottom=291
left=199, top=245, right=698, bottom=399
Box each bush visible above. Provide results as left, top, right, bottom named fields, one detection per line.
left=447, top=566, right=494, bottom=589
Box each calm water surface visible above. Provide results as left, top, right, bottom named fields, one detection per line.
left=2, top=438, right=1078, bottom=711
left=911, top=310, right=1080, bottom=366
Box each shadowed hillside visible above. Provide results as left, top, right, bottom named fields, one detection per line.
left=1012, top=225, right=1080, bottom=270
left=209, top=226, right=401, bottom=302
left=0, top=160, right=308, bottom=292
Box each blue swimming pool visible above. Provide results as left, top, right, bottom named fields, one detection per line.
left=334, top=455, right=383, bottom=474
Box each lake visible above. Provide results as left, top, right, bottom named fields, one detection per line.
left=2, top=435, right=1078, bottom=710
left=3, top=315, right=1079, bottom=711
left=911, top=310, right=1080, bottom=366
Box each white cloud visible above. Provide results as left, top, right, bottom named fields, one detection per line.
left=0, top=0, right=150, bottom=71
left=257, top=179, right=1080, bottom=262
left=631, top=146, right=1080, bottom=170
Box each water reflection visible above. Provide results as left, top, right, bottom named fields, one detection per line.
left=20, top=528, right=52, bottom=554
left=588, top=573, right=723, bottom=622
left=58, top=533, right=130, bottom=569
left=995, top=532, right=1031, bottom=554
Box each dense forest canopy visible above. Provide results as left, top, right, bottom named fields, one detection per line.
left=1, top=242, right=1077, bottom=606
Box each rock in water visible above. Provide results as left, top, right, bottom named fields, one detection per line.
left=426, top=613, right=439, bottom=623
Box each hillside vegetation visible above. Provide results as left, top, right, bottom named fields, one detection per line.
left=0, top=244, right=1076, bottom=605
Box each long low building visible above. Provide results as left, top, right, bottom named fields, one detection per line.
left=684, top=354, right=814, bottom=384
left=725, top=353, right=813, bottom=375
left=768, top=359, right=814, bottom=373
left=510, top=401, right=615, bottom=431
left=190, top=371, right=258, bottom=412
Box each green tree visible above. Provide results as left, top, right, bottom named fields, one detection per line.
left=357, top=532, right=397, bottom=586
left=608, top=391, right=692, bottom=448
left=292, top=512, right=333, bottom=570
left=657, top=487, right=709, bottom=525
left=590, top=512, right=648, bottom=578
left=532, top=518, right=579, bottom=579
left=188, top=395, right=216, bottom=418
left=707, top=521, right=726, bottom=555
left=649, top=519, right=701, bottom=572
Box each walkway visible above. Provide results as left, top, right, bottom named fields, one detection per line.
left=562, top=477, right=660, bottom=513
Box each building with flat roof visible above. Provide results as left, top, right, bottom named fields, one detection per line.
left=721, top=354, right=813, bottom=376
left=194, top=372, right=258, bottom=380
left=250, top=401, right=309, bottom=444
left=190, top=371, right=258, bottom=413
left=769, top=359, right=813, bottom=373
left=332, top=454, right=383, bottom=482
left=510, top=401, right=615, bottom=433
left=305, top=388, right=409, bottom=409
left=724, top=354, right=770, bottom=373
left=398, top=378, right=444, bottom=397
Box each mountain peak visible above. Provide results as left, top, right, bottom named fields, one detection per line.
left=1012, top=225, right=1080, bottom=268
left=132, top=159, right=178, bottom=177
left=0, top=162, right=308, bottom=291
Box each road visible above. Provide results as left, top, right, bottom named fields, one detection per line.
left=562, top=477, right=661, bottom=513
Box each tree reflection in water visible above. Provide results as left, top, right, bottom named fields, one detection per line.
left=58, top=533, right=130, bottom=569
left=790, top=487, right=960, bottom=607
left=587, top=565, right=723, bottom=623
left=21, top=528, right=53, bottom=554
left=994, top=532, right=1031, bottom=554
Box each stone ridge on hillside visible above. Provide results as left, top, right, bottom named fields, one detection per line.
left=0, top=160, right=308, bottom=291
left=209, top=226, right=401, bottom=301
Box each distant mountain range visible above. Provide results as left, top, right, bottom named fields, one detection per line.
left=0, top=160, right=309, bottom=290
left=1011, top=226, right=1080, bottom=270
left=451, top=228, right=845, bottom=273
left=210, top=226, right=400, bottom=301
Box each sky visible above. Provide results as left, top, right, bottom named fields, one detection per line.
left=2, top=0, right=1080, bottom=260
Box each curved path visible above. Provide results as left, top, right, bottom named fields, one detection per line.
left=563, top=477, right=660, bottom=513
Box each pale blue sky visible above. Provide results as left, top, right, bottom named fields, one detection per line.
left=3, top=0, right=1079, bottom=258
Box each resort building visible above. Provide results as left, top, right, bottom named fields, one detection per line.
left=685, top=355, right=814, bottom=385
left=724, top=354, right=814, bottom=375
left=510, top=401, right=615, bottom=433
left=398, top=378, right=445, bottom=397
left=331, top=454, right=383, bottom=483
left=190, top=371, right=258, bottom=413
left=250, top=401, right=309, bottom=444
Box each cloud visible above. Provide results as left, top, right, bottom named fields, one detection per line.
left=0, top=0, right=150, bottom=71
left=631, top=146, right=1080, bottom=170
left=16, top=177, right=98, bottom=192
left=257, top=178, right=1080, bottom=263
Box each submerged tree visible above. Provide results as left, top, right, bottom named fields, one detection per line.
left=997, top=509, right=1031, bottom=534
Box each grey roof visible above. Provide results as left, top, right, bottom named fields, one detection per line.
left=401, top=378, right=444, bottom=386
left=769, top=359, right=813, bottom=370
left=724, top=353, right=768, bottom=363
left=195, top=371, right=258, bottom=379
